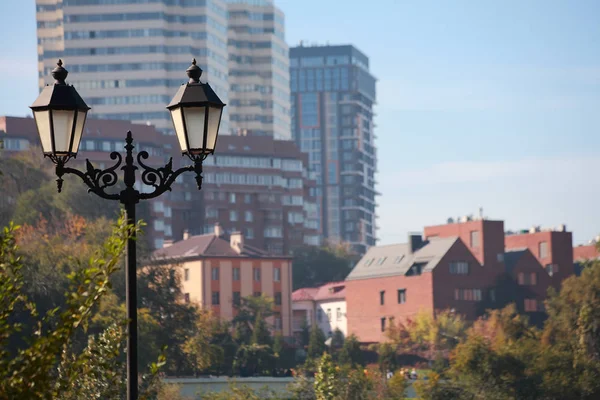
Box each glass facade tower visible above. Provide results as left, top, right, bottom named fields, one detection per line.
left=290, top=44, right=377, bottom=255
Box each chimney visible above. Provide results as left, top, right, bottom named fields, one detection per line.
left=214, top=223, right=223, bottom=237
left=230, top=231, right=244, bottom=254
left=408, top=234, right=424, bottom=254
left=183, top=230, right=190, bottom=240
left=163, top=239, right=173, bottom=248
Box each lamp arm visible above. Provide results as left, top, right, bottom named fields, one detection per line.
left=137, top=152, right=205, bottom=201
left=54, top=152, right=122, bottom=202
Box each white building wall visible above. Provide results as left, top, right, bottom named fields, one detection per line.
left=316, top=299, right=347, bottom=337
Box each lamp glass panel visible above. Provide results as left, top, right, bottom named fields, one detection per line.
left=71, top=110, right=87, bottom=155
left=170, top=108, right=187, bottom=152
left=33, top=110, right=53, bottom=153
left=51, top=110, right=76, bottom=155
left=205, top=107, right=223, bottom=152
left=183, top=106, right=206, bottom=153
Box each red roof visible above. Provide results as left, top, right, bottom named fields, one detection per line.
left=292, top=281, right=346, bottom=302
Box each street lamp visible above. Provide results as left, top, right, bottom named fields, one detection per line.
left=30, top=58, right=225, bottom=400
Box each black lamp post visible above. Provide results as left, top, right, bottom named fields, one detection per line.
left=30, top=59, right=225, bottom=400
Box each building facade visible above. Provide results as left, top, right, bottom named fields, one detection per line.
left=226, top=0, right=291, bottom=139
left=291, top=282, right=347, bottom=340
left=0, top=115, right=190, bottom=248
left=344, top=217, right=568, bottom=343
left=150, top=224, right=293, bottom=336
left=290, top=44, right=378, bottom=255
left=574, top=242, right=600, bottom=262
left=36, top=0, right=232, bottom=134
left=186, top=133, right=319, bottom=255
left=2, top=116, right=318, bottom=252
left=505, top=225, right=574, bottom=288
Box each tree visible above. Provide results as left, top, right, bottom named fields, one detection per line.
left=307, top=325, right=327, bottom=360
left=331, top=328, right=345, bottom=349
left=0, top=215, right=145, bottom=399
left=377, top=342, right=397, bottom=372
left=232, top=294, right=275, bottom=345
left=291, top=245, right=357, bottom=290
left=338, top=334, right=363, bottom=367
left=314, top=353, right=339, bottom=400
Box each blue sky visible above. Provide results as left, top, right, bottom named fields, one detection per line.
left=1, top=0, right=599, bottom=245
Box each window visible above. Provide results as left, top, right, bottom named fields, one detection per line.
left=524, top=299, right=538, bottom=312
left=184, top=268, right=190, bottom=281
left=184, top=293, right=190, bottom=303
left=449, top=262, right=469, bottom=275
left=397, top=289, right=406, bottom=304
left=274, top=292, right=282, bottom=305
left=253, top=291, right=261, bottom=297
left=230, top=210, right=238, bottom=221
left=381, top=317, right=386, bottom=332
left=153, top=201, right=164, bottom=212
left=212, top=291, right=220, bottom=305
left=454, top=289, right=483, bottom=301
left=380, top=290, right=385, bottom=305
left=470, top=230, right=480, bottom=248
left=229, top=193, right=236, bottom=203
left=394, top=255, right=405, bottom=264
left=211, top=267, right=219, bottom=281
left=546, top=264, right=559, bottom=276
left=274, top=267, right=281, bottom=282
left=406, top=263, right=424, bottom=276
left=327, top=309, right=332, bottom=321
left=244, top=194, right=252, bottom=204
left=317, top=309, right=322, bottom=322
left=497, top=253, right=505, bottom=262
left=490, top=289, right=496, bottom=302
left=245, top=228, right=254, bottom=239
left=253, top=267, right=261, bottom=281
left=336, top=308, right=342, bottom=321
left=233, top=291, right=241, bottom=306
left=539, top=241, right=548, bottom=258
left=518, top=272, right=537, bottom=285
left=245, top=211, right=253, bottom=222
left=376, top=257, right=387, bottom=266
left=232, top=267, right=240, bottom=281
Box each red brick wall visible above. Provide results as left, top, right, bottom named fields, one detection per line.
left=432, top=240, right=497, bottom=321
left=424, top=220, right=505, bottom=277
left=345, top=273, right=434, bottom=343
left=573, top=244, right=599, bottom=261
left=505, top=231, right=573, bottom=287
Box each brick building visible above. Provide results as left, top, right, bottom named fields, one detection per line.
left=149, top=224, right=293, bottom=336
left=191, top=133, right=320, bottom=255
left=1, top=116, right=319, bottom=253
left=573, top=241, right=599, bottom=262
left=344, top=217, right=570, bottom=343
left=0, top=116, right=187, bottom=248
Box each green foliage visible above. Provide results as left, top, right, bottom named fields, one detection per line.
left=331, top=328, right=345, bottom=349
left=376, top=342, right=397, bottom=372
left=292, top=245, right=357, bottom=290
left=0, top=214, right=139, bottom=399
left=338, top=334, right=363, bottom=367
left=314, top=353, right=339, bottom=400
left=200, top=381, right=283, bottom=400
left=307, top=324, right=327, bottom=360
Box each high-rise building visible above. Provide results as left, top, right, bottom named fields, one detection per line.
left=226, top=0, right=291, bottom=139
left=35, top=0, right=230, bottom=134
left=290, top=44, right=377, bottom=254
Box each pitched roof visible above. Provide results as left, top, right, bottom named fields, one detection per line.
left=150, top=233, right=283, bottom=262
left=345, top=237, right=459, bottom=281
left=291, top=287, right=319, bottom=302
left=314, top=281, right=346, bottom=301
left=292, top=282, right=346, bottom=302
left=504, top=248, right=528, bottom=274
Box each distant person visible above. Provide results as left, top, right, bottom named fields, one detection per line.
left=386, top=370, right=393, bottom=379
left=411, top=368, right=418, bottom=380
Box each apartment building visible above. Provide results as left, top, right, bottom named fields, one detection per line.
left=187, top=133, right=320, bottom=254
left=36, top=0, right=231, bottom=134
left=0, top=115, right=190, bottom=248
left=290, top=44, right=378, bottom=255
left=149, top=224, right=293, bottom=335
left=227, top=0, right=291, bottom=139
